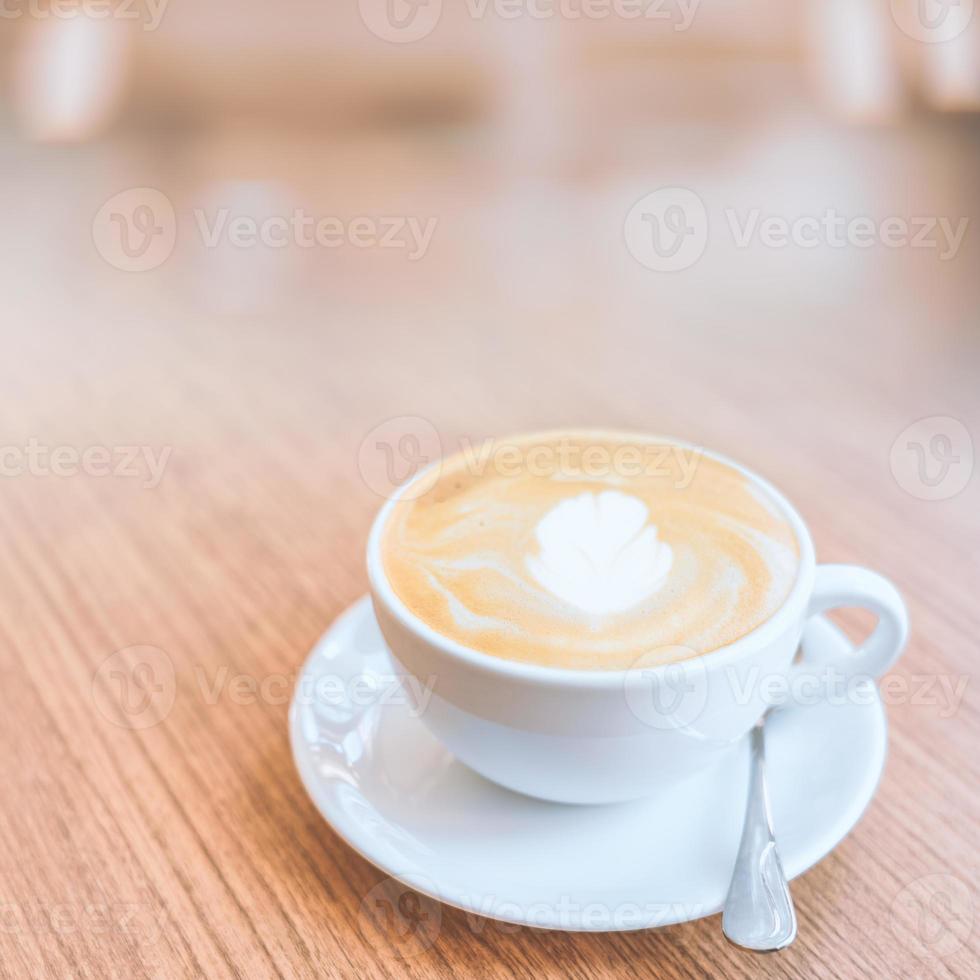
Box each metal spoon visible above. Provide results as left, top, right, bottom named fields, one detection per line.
left=722, top=715, right=797, bottom=952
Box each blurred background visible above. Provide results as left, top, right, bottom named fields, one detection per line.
left=1, top=0, right=977, bottom=524
left=3, top=2, right=979, bottom=402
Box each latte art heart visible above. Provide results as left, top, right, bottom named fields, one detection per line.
left=526, top=491, right=673, bottom=616
left=381, top=432, right=800, bottom=670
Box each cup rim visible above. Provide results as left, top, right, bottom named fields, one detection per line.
left=366, top=429, right=816, bottom=689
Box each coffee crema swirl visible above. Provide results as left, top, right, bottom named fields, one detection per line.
left=381, top=432, right=800, bottom=670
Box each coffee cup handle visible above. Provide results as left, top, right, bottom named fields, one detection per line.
left=789, top=564, right=909, bottom=685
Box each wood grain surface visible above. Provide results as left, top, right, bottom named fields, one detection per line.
left=0, top=115, right=978, bottom=979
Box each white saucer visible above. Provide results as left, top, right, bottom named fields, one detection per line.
left=290, top=598, right=887, bottom=932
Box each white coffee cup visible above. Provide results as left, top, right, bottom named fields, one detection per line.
left=367, top=440, right=908, bottom=804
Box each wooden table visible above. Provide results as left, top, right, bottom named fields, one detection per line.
left=0, top=114, right=977, bottom=979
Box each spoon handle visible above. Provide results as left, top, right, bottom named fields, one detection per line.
left=722, top=719, right=797, bottom=952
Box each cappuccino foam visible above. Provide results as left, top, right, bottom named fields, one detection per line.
left=381, top=432, right=800, bottom=670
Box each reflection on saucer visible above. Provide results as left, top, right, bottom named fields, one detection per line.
left=290, top=597, right=887, bottom=931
